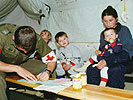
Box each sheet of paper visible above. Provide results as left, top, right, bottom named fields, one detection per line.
left=34, top=81, right=72, bottom=93
left=53, top=78, right=71, bottom=83
left=18, top=79, right=72, bottom=93
left=18, top=79, right=62, bottom=86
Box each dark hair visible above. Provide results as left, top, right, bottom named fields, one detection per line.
left=102, top=6, right=118, bottom=19
left=103, top=28, right=117, bottom=38
left=14, top=26, right=36, bottom=51
left=55, top=31, right=68, bottom=43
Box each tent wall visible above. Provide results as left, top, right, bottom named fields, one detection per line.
left=0, top=0, right=132, bottom=60
left=0, top=0, right=132, bottom=41
left=0, top=5, right=41, bottom=33
left=44, top=0, right=133, bottom=42
left=0, top=0, right=18, bottom=19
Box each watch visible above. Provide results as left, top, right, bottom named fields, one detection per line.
left=46, top=69, right=52, bottom=77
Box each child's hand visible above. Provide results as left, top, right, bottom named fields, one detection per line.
left=95, top=50, right=102, bottom=55
left=63, top=65, right=72, bottom=71
left=62, top=64, right=67, bottom=70
left=109, top=38, right=115, bottom=43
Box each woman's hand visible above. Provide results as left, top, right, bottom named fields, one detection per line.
left=96, top=59, right=107, bottom=69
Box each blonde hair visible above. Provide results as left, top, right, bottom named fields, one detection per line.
left=40, top=30, right=52, bottom=41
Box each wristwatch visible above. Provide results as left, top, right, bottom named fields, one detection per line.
left=46, top=69, right=52, bottom=77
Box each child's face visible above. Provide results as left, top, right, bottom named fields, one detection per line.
left=41, top=32, right=51, bottom=42
left=57, top=35, right=69, bottom=48
left=104, top=29, right=118, bottom=43
left=103, top=15, right=117, bottom=28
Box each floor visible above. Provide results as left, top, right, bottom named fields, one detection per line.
left=124, top=74, right=133, bottom=91
left=125, top=82, right=133, bottom=90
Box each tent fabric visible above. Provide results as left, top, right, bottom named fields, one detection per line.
left=18, top=0, right=51, bottom=30
left=0, top=0, right=18, bottom=19
left=42, top=0, right=110, bottom=42
left=0, top=0, right=132, bottom=42
left=40, top=0, right=133, bottom=42
left=0, top=5, right=41, bottom=34
left=18, top=0, right=41, bottom=20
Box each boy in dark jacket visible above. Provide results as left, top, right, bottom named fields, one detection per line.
left=86, top=28, right=129, bottom=89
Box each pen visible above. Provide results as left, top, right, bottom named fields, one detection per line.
left=41, top=67, right=47, bottom=74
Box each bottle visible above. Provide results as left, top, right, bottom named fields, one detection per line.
left=80, top=72, right=87, bottom=87
left=72, top=74, right=82, bottom=90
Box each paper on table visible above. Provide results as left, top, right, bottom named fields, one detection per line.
left=18, top=79, right=72, bottom=93
left=18, top=79, right=62, bottom=86
left=53, top=78, right=71, bottom=83
left=34, top=81, right=72, bottom=93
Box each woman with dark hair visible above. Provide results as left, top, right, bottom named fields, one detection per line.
left=100, top=6, right=133, bottom=56
left=100, top=6, right=133, bottom=73
left=86, top=6, right=133, bottom=89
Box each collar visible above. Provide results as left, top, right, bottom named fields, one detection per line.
left=115, top=22, right=121, bottom=32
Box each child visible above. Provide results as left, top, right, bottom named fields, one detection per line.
left=34, top=30, right=57, bottom=59
left=76, top=28, right=123, bottom=86
left=55, top=32, right=83, bottom=78
left=40, top=30, right=57, bottom=53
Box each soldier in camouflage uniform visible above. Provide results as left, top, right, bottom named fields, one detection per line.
left=0, top=23, right=57, bottom=100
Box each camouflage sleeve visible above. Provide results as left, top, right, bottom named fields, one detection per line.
left=0, top=23, right=19, bottom=35
left=35, top=34, right=57, bottom=63
left=0, top=23, right=19, bottom=53
left=0, top=32, right=5, bottom=52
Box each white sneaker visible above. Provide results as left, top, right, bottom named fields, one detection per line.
left=99, top=81, right=107, bottom=86
left=74, top=61, right=91, bottom=72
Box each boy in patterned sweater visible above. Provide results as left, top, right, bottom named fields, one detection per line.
left=55, top=32, right=83, bottom=78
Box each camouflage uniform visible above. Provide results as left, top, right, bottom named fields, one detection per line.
left=0, top=23, right=53, bottom=100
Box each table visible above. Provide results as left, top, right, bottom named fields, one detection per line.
left=6, top=75, right=40, bottom=88
left=58, top=84, right=133, bottom=100
left=6, top=75, right=133, bottom=100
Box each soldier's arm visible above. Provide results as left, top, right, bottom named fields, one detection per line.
left=0, top=61, right=37, bottom=81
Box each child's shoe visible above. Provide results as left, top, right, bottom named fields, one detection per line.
left=99, top=81, right=107, bottom=86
